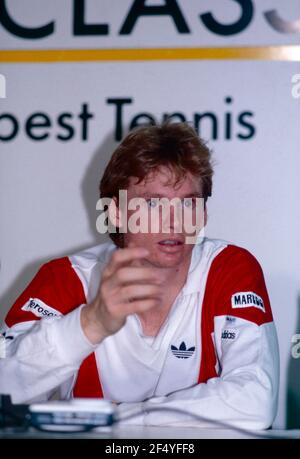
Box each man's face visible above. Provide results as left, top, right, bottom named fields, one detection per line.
left=119, top=166, right=206, bottom=269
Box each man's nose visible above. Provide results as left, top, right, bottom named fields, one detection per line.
left=162, top=202, right=182, bottom=233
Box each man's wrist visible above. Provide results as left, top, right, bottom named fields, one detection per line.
left=80, top=303, right=109, bottom=345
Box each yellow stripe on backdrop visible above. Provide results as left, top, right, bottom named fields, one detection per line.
left=0, top=45, right=300, bottom=63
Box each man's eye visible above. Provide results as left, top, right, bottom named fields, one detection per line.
left=146, top=199, right=158, bottom=208
left=183, top=198, right=194, bottom=208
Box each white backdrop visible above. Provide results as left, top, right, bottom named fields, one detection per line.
left=1, top=0, right=300, bottom=429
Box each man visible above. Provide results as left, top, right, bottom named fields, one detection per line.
left=0, top=122, right=279, bottom=429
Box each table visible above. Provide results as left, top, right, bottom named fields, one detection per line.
left=1, top=425, right=300, bottom=439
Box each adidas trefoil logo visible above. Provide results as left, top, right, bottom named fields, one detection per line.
left=171, top=341, right=195, bottom=359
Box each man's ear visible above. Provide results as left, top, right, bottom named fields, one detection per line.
left=108, top=196, right=123, bottom=229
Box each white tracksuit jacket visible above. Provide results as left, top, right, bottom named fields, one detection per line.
left=0, top=238, right=279, bottom=429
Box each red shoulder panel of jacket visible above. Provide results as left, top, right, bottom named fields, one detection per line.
left=205, top=244, right=273, bottom=326
left=198, top=244, right=273, bottom=384
left=5, top=257, right=86, bottom=328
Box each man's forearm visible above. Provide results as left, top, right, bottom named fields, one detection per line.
left=0, top=306, right=97, bottom=403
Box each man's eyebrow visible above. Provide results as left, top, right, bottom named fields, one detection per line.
left=137, top=192, right=203, bottom=198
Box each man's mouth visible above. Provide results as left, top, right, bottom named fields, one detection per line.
left=158, top=239, right=184, bottom=246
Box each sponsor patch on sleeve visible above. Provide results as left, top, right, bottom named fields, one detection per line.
left=21, top=298, right=62, bottom=319
left=231, top=291, right=265, bottom=312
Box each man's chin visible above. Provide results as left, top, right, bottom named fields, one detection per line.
left=150, top=253, right=185, bottom=269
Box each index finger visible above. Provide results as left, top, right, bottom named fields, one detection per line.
left=104, top=247, right=149, bottom=277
